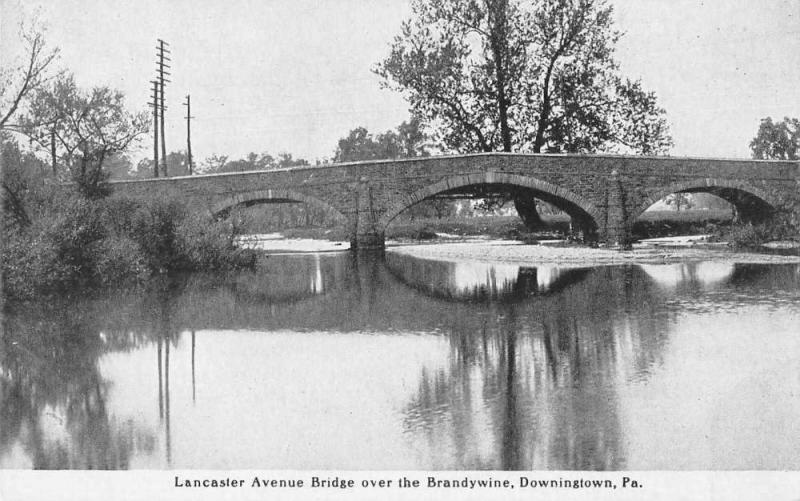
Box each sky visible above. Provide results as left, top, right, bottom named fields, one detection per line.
left=2, top=0, right=799, bottom=164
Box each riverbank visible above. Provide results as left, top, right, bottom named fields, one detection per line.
left=387, top=239, right=800, bottom=265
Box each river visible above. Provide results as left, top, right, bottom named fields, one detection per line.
left=2, top=250, right=799, bottom=469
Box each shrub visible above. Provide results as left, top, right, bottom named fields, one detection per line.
left=2, top=194, right=254, bottom=301
left=728, top=224, right=767, bottom=249
left=127, top=199, right=188, bottom=272
left=40, top=197, right=107, bottom=277
left=728, top=214, right=799, bottom=249
left=176, top=213, right=256, bottom=270
left=90, top=236, right=150, bottom=285
left=1, top=228, right=53, bottom=299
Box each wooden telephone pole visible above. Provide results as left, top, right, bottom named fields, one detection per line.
left=183, top=95, right=194, bottom=174
left=156, top=39, right=171, bottom=176
left=149, top=79, right=160, bottom=177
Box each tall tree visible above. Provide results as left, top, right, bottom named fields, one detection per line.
left=22, top=74, right=148, bottom=197
left=376, top=0, right=672, bottom=226
left=0, top=17, right=60, bottom=131
left=750, top=117, right=799, bottom=161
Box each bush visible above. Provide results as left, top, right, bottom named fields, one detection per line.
left=1, top=228, right=56, bottom=299
left=728, top=214, right=799, bottom=249
left=2, top=194, right=255, bottom=301
left=40, top=197, right=107, bottom=278
left=90, top=236, right=150, bottom=285
left=728, top=224, right=767, bottom=249
left=176, top=213, right=256, bottom=270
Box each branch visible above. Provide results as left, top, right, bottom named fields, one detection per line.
left=0, top=30, right=59, bottom=130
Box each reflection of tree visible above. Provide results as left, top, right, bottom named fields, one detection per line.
left=2, top=252, right=796, bottom=470
left=0, top=303, right=157, bottom=469
left=401, top=266, right=673, bottom=469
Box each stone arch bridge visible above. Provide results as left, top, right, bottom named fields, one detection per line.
left=111, top=153, right=799, bottom=250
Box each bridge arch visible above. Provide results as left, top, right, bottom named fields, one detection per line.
left=633, top=179, right=778, bottom=222
left=209, top=188, right=346, bottom=222
left=378, top=172, right=602, bottom=232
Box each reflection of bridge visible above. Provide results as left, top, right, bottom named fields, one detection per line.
left=110, top=153, right=799, bottom=249
left=385, top=253, right=591, bottom=301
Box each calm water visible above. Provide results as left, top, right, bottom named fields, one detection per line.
left=2, top=251, right=799, bottom=470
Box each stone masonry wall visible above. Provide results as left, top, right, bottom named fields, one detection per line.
left=110, top=153, right=799, bottom=248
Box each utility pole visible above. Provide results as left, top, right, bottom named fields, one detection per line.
left=156, top=39, right=171, bottom=177
left=148, top=79, right=160, bottom=177
left=183, top=94, right=194, bottom=174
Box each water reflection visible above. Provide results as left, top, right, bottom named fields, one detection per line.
left=640, top=262, right=735, bottom=290
left=385, top=253, right=591, bottom=300
left=2, top=253, right=799, bottom=469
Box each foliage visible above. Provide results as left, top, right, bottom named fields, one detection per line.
left=200, top=151, right=310, bottom=174
left=750, top=117, right=799, bottom=160
left=662, top=193, right=695, bottom=211
left=99, top=197, right=255, bottom=272
left=727, top=213, right=799, bottom=249
left=131, top=152, right=193, bottom=180
left=727, top=224, right=768, bottom=250
left=89, top=236, right=151, bottom=285
left=333, top=118, right=429, bottom=162
left=20, top=73, right=148, bottom=197
left=1, top=134, right=52, bottom=227
left=631, top=209, right=733, bottom=240
left=375, top=0, right=673, bottom=225
left=2, top=194, right=255, bottom=300
left=375, top=0, right=672, bottom=156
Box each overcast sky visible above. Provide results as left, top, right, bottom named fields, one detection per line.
left=2, top=0, right=798, bottom=163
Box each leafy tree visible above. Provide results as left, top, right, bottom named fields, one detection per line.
left=375, top=0, right=672, bottom=227
left=662, top=193, right=694, bottom=212
left=202, top=151, right=310, bottom=174
left=22, top=74, right=148, bottom=197
left=200, top=153, right=230, bottom=173
left=0, top=16, right=61, bottom=131
left=750, top=117, right=799, bottom=161
left=334, top=118, right=429, bottom=162
left=274, top=153, right=310, bottom=169
left=166, top=151, right=191, bottom=176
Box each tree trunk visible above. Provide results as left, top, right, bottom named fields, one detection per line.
left=489, top=0, right=512, bottom=153
left=513, top=194, right=543, bottom=230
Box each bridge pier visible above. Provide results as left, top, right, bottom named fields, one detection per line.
left=350, top=179, right=386, bottom=252
left=604, top=170, right=633, bottom=248
left=350, top=231, right=385, bottom=251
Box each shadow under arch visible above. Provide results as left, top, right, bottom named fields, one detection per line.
left=208, top=188, right=346, bottom=223
left=634, top=180, right=778, bottom=223
left=378, top=172, right=602, bottom=236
